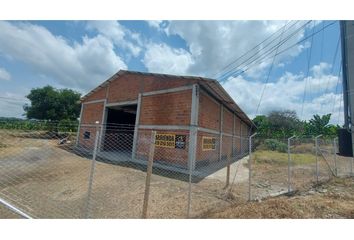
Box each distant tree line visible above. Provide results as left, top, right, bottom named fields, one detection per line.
left=253, top=110, right=340, bottom=139
left=0, top=85, right=81, bottom=132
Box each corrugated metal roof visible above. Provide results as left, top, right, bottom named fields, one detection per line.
left=81, top=70, right=255, bottom=127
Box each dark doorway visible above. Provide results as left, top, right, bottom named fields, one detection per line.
left=103, top=105, right=137, bottom=152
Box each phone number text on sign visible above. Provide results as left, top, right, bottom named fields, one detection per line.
left=155, top=134, right=175, bottom=148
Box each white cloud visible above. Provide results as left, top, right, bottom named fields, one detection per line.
left=222, top=62, right=343, bottom=124
left=0, top=67, right=11, bottom=81
left=0, top=21, right=127, bottom=92
left=0, top=92, right=29, bottom=118
left=143, top=43, right=194, bottom=75
left=86, top=20, right=125, bottom=41
left=163, top=20, right=309, bottom=78
left=86, top=20, right=142, bottom=57
left=147, top=20, right=163, bottom=29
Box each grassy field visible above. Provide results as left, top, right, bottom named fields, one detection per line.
left=254, top=150, right=316, bottom=166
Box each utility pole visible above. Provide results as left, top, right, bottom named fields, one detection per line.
left=339, top=21, right=354, bottom=156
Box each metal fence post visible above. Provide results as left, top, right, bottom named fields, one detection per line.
left=187, top=153, right=192, bottom=218
left=187, top=129, right=197, bottom=218
left=84, top=121, right=100, bottom=218
left=248, top=133, right=257, bottom=201
left=333, top=138, right=338, bottom=177
left=225, top=153, right=231, bottom=188
left=287, top=135, right=296, bottom=193
left=0, top=197, right=33, bottom=219
left=315, top=135, right=322, bottom=184
left=142, top=130, right=156, bottom=219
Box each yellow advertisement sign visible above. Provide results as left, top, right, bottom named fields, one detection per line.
left=155, top=134, right=176, bottom=148
left=202, top=136, right=216, bottom=151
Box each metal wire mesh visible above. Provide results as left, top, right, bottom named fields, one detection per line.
left=187, top=133, right=251, bottom=217
left=86, top=125, right=146, bottom=218
left=249, top=135, right=353, bottom=202
left=0, top=203, right=25, bottom=219
left=0, top=122, right=93, bottom=218
left=140, top=129, right=190, bottom=218
left=1, top=121, right=353, bottom=218
left=248, top=137, right=288, bottom=200
left=289, top=137, right=317, bottom=191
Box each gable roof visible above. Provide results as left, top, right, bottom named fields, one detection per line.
left=81, top=70, right=255, bottom=128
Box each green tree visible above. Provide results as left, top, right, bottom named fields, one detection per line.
left=267, top=110, right=302, bottom=138
left=253, top=115, right=270, bottom=137
left=23, top=85, right=81, bottom=121
left=305, top=114, right=338, bottom=137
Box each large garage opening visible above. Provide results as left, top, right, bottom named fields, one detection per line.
left=103, top=104, right=137, bottom=153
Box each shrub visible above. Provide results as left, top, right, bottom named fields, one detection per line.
left=57, top=119, right=78, bottom=133
left=264, top=139, right=287, bottom=153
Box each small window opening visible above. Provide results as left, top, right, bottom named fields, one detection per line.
left=84, top=131, right=91, bottom=139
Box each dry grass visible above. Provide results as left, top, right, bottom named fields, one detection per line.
left=201, top=177, right=354, bottom=218
left=254, top=150, right=316, bottom=166
left=292, top=143, right=315, bottom=154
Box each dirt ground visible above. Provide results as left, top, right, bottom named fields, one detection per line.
left=201, top=177, right=354, bottom=218
left=0, top=132, right=234, bottom=218
left=0, top=131, right=352, bottom=219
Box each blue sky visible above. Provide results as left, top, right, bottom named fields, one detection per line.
left=0, top=20, right=344, bottom=125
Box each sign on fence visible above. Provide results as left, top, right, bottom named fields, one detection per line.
left=155, top=133, right=187, bottom=149
left=155, top=134, right=176, bottom=148
left=175, top=135, right=186, bottom=149
left=202, top=137, right=216, bottom=151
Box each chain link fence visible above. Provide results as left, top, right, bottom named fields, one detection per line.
left=248, top=135, right=354, bottom=201
left=0, top=122, right=95, bottom=218
left=0, top=121, right=353, bottom=218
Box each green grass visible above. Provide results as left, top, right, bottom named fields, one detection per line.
left=254, top=150, right=316, bottom=166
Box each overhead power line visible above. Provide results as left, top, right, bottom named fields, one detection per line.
left=230, top=21, right=337, bottom=80
left=332, top=63, right=343, bottom=115
left=322, top=33, right=341, bottom=100
left=0, top=96, right=29, bottom=102
left=216, top=20, right=311, bottom=81
left=300, top=21, right=316, bottom=120
left=254, top=21, right=289, bottom=116
left=213, top=20, right=296, bottom=79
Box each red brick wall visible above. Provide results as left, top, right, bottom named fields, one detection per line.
left=234, top=116, right=241, bottom=136
left=80, top=102, right=104, bottom=124
left=84, top=86, right=107, bottom=102
left=241, top=121, right=249, bottom=137
left=107, top=74, right=141, bottom=103
left=221, top=135, right=232, bottom=160
left=139, top=90, right=192, bottom=126
left=233, top=116, right=241, bottom=154
left=95, top=73, right=197, bottom=104
left=78, top=125, right=98, bottom=150
left=78, top=102, right=104, bottom=149
left=198, top=91, right=221, bottom=130
left=223, top=108, right=233, bottom=134
left=82, top=72, right=197, bottom=106
left=142, top=75, right=195, bottom=92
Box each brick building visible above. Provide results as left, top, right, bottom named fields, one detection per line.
left=77, top=70, right=254, bottom=172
